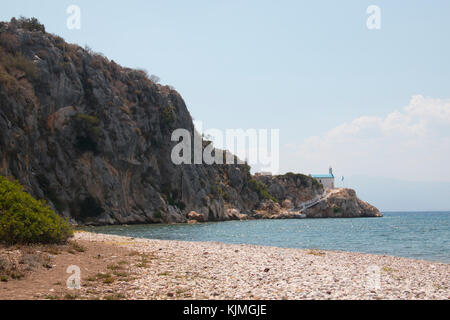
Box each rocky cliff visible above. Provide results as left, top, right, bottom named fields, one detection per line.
left=0, top=18, right=381, bottom=225
left=251, top=174, right=382, bottom=219
left=255, top=173, right=324, bottom=206
left=302, top=188, right=382, bottom=218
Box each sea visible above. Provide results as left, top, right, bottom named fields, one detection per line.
left=86, top=212, right=450, bottom=263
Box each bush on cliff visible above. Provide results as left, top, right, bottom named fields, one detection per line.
left=161, top=105, right=176, bottom=129
left=17, top=17, right=45, bottom=33
left=0, top=176, right=73, bottom=245
left=248, top=178, right=278, bottom=203
left=0, top=47, right=39, bottom=82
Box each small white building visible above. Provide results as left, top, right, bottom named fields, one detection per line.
left=255, top=172, right=272, bottom=177
left=311, top=167, right=335, bottom=190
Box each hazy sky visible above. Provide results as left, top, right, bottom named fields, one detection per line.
left=2, top=1, right=450, bottom=209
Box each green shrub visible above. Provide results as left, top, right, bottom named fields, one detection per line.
left=0, top=176, right=73, bottom=245
left=153, top=210, right=163, bottom=220
left=248, top=178, right=278, bottom=202
left=74, top=114, right=100, bottom=128
left=312, top=179, right=322, bottom=188
left=281, top=172, right=323, bottom=189
left=18, top=17, right=45, bottom=33
left=333, top=206, right=342, bottom=213
left=0, top=51, right=39, bottom=81
left=10, top=53, right=38, bottom=80
left=161, top=105, right=175, bottom=129
left=175, top=201, right=186, bottom=210
left=214, top=185, right=232, bottom=201
left=165, top=194, right=185, bottom=210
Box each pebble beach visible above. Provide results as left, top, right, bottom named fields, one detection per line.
left=74, top=232, right=449, bottom=300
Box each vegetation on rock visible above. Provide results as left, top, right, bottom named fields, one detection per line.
left=16, top=17, right=45, bottom=33
left=282, top=172, right=322, bottom=189
left=248, top=178, right=278, bottom=203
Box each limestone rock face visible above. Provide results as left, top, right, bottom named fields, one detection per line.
left=256, top=173, right=324, bottom=206
left=225, top=208, right=249, bottom=221
left=281, top=199, right=293, bottom=209
left=187, top=211, right=205, bottom=223
left=0, top=19, right=260, bottom=225
left=254, top=174, right=381, bottom=219
left=303, top=189, right=382, bottom=218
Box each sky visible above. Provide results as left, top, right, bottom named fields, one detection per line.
left=2, top=0, right=450, bottom=210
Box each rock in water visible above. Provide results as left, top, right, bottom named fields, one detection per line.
left=303, top=189, right=382, bottom=218
left=187, top=211, right=205, bottom=223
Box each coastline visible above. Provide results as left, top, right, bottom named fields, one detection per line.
left=75, top=232, right=450, bottom=300
left=1, top=231, right=448, bottom=300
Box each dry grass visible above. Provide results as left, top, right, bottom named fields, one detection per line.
left=307, top=249, right=326, bottom=256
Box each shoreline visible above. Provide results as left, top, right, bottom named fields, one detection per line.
left=1, top=232, right=448, bottom=300
left=80, top=231, right=449, bottom=265
left=82, top=228, right=448, bottom=265
left=74, top=232, right=449, bottom=300
left=78, top=213, right=384, bottom=226
left=81, top=213, right=449, bottom=265
left=76, top=210, right=384, bottom=228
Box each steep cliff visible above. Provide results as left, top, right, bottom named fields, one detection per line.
left=0, top=18, right=264, bottom=225
left=255, top=173, right=324, bottom=206
left=0, top=18, right=381, bottom=225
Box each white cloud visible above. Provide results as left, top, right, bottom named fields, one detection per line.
left=283, top=95, right=450, bottom=182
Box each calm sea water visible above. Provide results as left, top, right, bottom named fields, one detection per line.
left=87, top=212, right=450, bottom=263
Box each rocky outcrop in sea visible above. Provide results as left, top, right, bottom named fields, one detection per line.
left=303, top=188, right=382, bottom=218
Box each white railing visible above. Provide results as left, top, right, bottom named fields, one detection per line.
left=292, top=191, right=327, bottom=211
